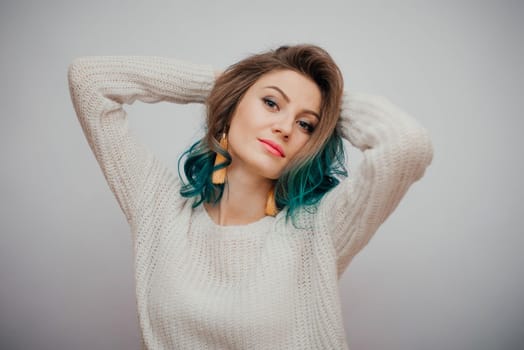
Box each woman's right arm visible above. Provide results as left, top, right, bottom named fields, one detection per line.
left=67, top=56, right=215, bottom=228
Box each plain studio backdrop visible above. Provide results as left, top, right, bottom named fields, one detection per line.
left=1, top=0, right=523, bottom=349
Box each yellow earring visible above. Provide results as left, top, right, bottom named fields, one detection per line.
left=212, top=133, right=228, bottom=184
left=265, top=187, right=278, bottom=216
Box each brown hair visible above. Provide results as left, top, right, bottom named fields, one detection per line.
left=205, top=44, right=344, bottom=173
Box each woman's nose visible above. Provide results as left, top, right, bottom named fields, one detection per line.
left=271, top=114, right=294, bottom=139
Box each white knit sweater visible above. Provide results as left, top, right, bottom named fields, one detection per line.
left=67, top=56, right=434, bottom=350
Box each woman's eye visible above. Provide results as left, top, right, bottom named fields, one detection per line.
left=297, top=120, right=315, bottom=134
left=263, top=98, right=279, bottom=110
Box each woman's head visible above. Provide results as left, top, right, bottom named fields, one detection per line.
left=205, top=44, right=344, bottom=174
left=179, top=44, right=348, bottom=219
left=225, top=68, right=322, bottom=180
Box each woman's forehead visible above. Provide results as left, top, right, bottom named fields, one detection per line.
left=252, top=70, right=321, bottom=110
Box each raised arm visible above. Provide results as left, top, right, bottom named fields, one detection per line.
left=319, top=92, right=434, bottom=277
left=67, top=56, right=215, bottom=228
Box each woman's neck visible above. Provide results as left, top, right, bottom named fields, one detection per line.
left=205, top=167, right=274, bottom=226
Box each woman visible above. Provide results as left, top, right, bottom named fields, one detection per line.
left=68, top=44, right=433, bottom=350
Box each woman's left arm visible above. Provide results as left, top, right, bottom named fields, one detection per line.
left=319, top=92, right=434, bottom=277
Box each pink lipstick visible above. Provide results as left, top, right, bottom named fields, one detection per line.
left=258, top=139, right=285, bottom=158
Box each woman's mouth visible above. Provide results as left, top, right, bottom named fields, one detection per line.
left=258, top=139, right=285, bottom=158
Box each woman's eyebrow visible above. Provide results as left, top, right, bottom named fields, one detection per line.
left=264, top=85, right=290, bottom=102
left=264, top=85, right=320, bottom=119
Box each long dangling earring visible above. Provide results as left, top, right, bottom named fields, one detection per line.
left=212, top=133, right=228, bottom=184
left=265, top=186, right=278, bottom=216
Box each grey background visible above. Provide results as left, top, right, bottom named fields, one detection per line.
left=1, top=0, right=523, bottom=349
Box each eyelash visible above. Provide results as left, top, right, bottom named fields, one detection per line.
left=262, top=97, right=315, bottom=134
left=297, top=120, right=315, bottom=133
left=263, top=97, right=279, bottom=110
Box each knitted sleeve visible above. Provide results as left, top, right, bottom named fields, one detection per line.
left=67, top=56, right=215, bottom=228
left=320, top=92, right=434, bottom=277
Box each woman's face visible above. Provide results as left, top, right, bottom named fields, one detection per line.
left=227, top=69, right=321, bottom=181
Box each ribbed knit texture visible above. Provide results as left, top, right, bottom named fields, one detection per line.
left=67, top=56, right=434, bottom=350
